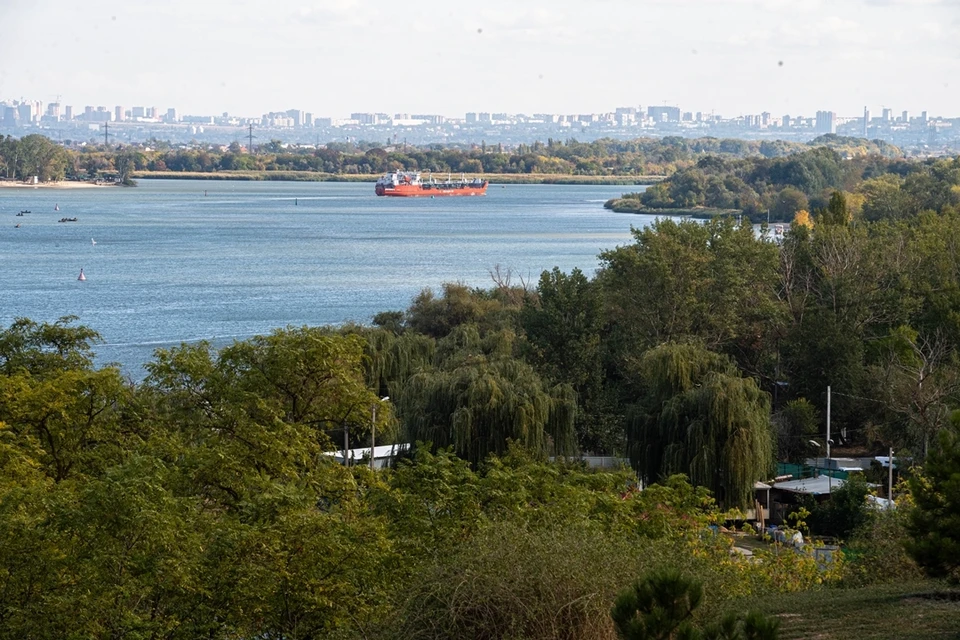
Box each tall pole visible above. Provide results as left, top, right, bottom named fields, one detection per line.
left=248, top=124, right=255, bottom=155
left=826, top=385, right=832, bottom=492
left=370, top=403, right=377, bottom=470
left=343, top=424, right=349, bottom=467
left=103, top=121, right=109, bottom=147
left=826, top=385, right=831, bottom=461
left=370, top=396, right=389, bottom=470
left=888, top=447, right=895, bottom=502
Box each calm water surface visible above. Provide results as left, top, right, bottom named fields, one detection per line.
left=1, top=180, right=653, bottom=375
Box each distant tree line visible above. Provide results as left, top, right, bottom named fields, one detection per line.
left=1, top=133, right=902, bottom=182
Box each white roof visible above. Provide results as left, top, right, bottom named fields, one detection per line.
left=773, top=476, right=846, bottom=495
left=325, top=443, right=409, bottom=462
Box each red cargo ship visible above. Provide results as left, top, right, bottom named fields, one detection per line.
left=375, top=171, right=489, bottom=197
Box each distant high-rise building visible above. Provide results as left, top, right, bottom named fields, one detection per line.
left=64, top=105, right=73, bottom=121
left=285, top=109, right=304, bottom=127
left=46, top=102, right=61, bottom=120
left=350, top=112, right=382, bottom=125
left=862, top=106, right=870, bottom=137
left=132, top=106, right=146, bottom=118
left=901, top=110, right=909, bottom=123
left=465, top=112, right=478, bottom=123
left=647, top=105, right=680, bottom=123
left=304, top=112, right=313, bottom=127
left=146, top=107, right=157, bottom=119
left=815, top=110, right=837, bottom=134
left=478, top=112, right=491, bottom=122
left=882, top=107, right=892, bottom=122
left=115, top=106, right=124, bottom=122
left=920, top=110, right=928, bottom=124
left=166, top=108, right=179, bottom=123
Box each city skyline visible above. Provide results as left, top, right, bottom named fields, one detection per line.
left=1, top=0, right=958, bottom=118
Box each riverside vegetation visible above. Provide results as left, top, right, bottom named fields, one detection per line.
left=3, top=144, right=960, bottom=638
left=605, top=146, right=959, bottom=223
left=2, top=132, right=900, bottom=184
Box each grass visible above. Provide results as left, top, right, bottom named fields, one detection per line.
left=736, top=580, right=960, bottom=639
left=130, top=170, right=664, bottom=185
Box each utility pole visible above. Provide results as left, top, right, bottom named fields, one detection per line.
left=248, top=124, right=255, bottom=155
left=343, top=424, right=350, bottom=467
left=826, top=385, right=832, bottom=492
left=370, top=396, right=389, bottom=470
left=103, top=121, right=109, bottom=147
left=888, top=447, right=894, bottom=502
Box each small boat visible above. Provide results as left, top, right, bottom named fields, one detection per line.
left=58, top=217, right=78, bottom=223
left=15, top=212, right=24, bottom=217
left=78, top=268, right=86, bottom=282
left=91, top=238, right=96, bottom=245
left=19, top=210, right=30, bottom=214
left=55, top=204, right=59, bottom=211
left=15, top=223, right=21, bottom=228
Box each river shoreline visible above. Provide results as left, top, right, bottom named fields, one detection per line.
left=131, top=170, right=665, bottom=186
left=0, top=180, right=118, bottom=189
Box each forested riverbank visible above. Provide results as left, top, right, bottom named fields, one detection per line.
left=129, top=169, right=662, bottom=185
left=606, top=147, right=958, bottom=222
left=2, top=131, right=902, bottom=186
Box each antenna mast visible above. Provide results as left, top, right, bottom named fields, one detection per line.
left=248, top=124, right=256, bottom=155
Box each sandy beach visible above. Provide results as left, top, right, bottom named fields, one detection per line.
left=0, top=180, right=116, bottom=189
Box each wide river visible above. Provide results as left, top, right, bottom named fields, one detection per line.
left=1, top=179, right=653, bottom=376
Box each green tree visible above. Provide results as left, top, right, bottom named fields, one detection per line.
left=521, top=268, right=614, bottom=452
left=628, top=343, right=773, bottom=509
left=400, top=326, right=576, bottom=464
left=611, top=570, right=780, bottom=640
left=906, top=420, right=960, bottom=582
left=774, top=399, right=819, bottom=463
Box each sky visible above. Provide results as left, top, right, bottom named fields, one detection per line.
left=1, top=0, right=958, bottom=119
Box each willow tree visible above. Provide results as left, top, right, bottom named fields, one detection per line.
left=400, top=325, right=576, bottom=465
left=628, top=343, right=773, bottom=509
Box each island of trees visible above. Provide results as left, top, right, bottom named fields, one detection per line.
left=3, top=152, right=960, bottom=637
left=605, top=145, right=960, bottom=224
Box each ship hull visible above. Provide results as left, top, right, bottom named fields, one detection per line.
left=375, top=183, right=488, bottom=197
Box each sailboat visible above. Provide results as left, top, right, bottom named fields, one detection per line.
left=78, top=268, right=86, bottom=281
left=91, top=238, right=96, bottom=245
left=55, top=203, right=59, bottom=211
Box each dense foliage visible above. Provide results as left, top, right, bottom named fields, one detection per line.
left=608, top=148, right=960, bottom=222
left=906, top=420, right=960, bottom=582
left=0, top=320, right=834, bottom=639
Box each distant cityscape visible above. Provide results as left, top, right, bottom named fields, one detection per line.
left=2, top=97, right=958, bottom=153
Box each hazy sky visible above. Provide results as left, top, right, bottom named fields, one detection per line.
left=1, top=0, right=958, bottom=119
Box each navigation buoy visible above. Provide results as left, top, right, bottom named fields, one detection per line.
left=78, top=268, right=86, bottom=282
